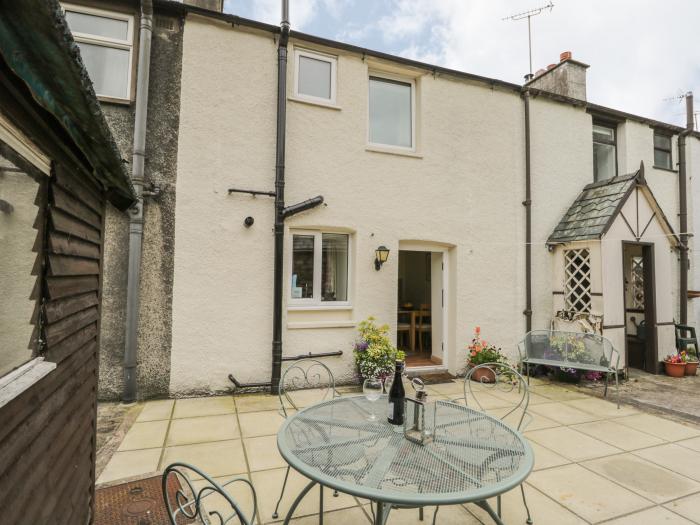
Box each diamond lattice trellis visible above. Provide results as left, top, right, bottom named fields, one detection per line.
left=631, top=256, right=645, bottom=309
left=564, top=248, right=592, bottom=313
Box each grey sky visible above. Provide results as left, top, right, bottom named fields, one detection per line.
left=224, top=1, right=699, bottom=127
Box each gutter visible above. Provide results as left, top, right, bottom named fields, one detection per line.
left=522, top=88, right=533, bottom=332
left=679, top=92, right=693, bottom=325
left=122, top=0, right=153, bottom=402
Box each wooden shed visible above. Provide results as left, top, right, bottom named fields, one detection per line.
left=0, top=1, right=135, bottom=522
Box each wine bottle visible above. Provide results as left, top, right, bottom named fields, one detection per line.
left=387, top=361, right=405, bottom=425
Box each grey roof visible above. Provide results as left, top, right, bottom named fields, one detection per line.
left=548, top=173, right=640, bottom=244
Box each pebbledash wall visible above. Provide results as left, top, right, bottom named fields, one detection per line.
left=163, top=13, right=696, bottom=396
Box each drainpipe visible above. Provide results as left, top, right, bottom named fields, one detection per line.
left=679, top=91, right=693, bottom=325
left=122, top=0, right=153, bottom=402
left=522, top=87, right=533, bottom=332
left=270, top=1, right=290, bottom=395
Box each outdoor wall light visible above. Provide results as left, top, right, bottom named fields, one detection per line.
left=374, top=245, right=390, bottom=270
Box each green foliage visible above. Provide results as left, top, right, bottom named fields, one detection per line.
left=467, top=327, right=507, bottom=366
left=353, top=317, right=405, bottom=380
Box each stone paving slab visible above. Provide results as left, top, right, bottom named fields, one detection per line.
left=97, top=379, right=700, bottom=524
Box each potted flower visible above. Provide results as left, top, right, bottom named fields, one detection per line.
left=353, top=317, right=405, bottom=384
left=664, top=353, right=686, bottom=377
left=467, top=326, right=507, bottom=383
left=681, top=351, right=699, bottom=376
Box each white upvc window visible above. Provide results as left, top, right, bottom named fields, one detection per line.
left=290, top=231, right=350, bottom=307
left=368, top=74, right=415, bottom=150
left=62, top=3, right=134, bottom=101
left=293, top=49, right=337, bottom=105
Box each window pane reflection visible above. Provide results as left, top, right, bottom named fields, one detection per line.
left=322, top=234, right=348, bottom=302
left=292, top=235, right=314, bottom=299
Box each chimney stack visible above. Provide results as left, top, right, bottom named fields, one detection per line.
left=526, top=51, right=589, bottom=101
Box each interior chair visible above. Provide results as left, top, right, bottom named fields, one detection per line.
left=273, top=359, right=340, bottom=520
left=416, top=303, right=431, bottom=354
left=162, top=462, right=257, bottom=525
left=397, top=310, right=412, bottom=351
left=433, top=363, right=533, bottom=525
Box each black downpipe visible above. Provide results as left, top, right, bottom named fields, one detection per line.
left=679, top=92, right=693, bottom=324
left=523, top=88, right=533, bottom=332
left=271, top=7, right=290, bottom=395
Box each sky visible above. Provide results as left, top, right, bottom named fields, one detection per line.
left=222, top=0, right=700, bottom=127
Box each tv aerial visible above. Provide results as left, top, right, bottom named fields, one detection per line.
left=503, top=1, right=555, bottom=80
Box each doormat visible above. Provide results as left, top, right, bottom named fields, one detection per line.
left=95, top=474, right=194, bottom=525
left=413, top=372, right=456, bottom=385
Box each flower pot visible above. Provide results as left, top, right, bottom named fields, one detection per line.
left=664, top=361, right=686, bottom=377
left=685, top=361, right=698, bottom=376
left=470, top=366, right=496, bottom=383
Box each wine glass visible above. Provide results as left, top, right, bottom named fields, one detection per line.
left=363, top=378, right=383, bottom=421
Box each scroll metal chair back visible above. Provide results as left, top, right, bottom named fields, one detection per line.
left=162, top=462, right=257, bottom=525
left=278, top=358, right=339, bottom=417
left=463, top=362, right=530, bottom=431
left=461, top=362, right=533, bottom=524
left=273, top=358, right=339, bottom=520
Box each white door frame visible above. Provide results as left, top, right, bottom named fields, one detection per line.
left=398, top=241, right=450, bottom=370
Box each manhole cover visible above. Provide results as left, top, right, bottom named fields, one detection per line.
left=124, top=498, right=156, bottom=516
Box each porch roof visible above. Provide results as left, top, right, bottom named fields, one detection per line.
left=547, top=163, right=678, bottom=245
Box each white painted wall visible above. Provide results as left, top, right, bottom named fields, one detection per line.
left=168, top=14, right=693, bottom=394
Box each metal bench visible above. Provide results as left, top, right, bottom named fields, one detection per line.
left=517, top=330, right=621, bottom=408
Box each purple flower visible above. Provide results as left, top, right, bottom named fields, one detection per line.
left=354, top=341, right=368, bottom=352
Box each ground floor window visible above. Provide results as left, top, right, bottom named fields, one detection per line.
left=290, top=231, right=349, bottom=306
left=564, top=248, right=591, bottom=313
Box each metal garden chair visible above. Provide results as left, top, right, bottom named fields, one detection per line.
left=432, top=363, right=533, bottom=525
left=162, top=462, right=257, bottom=525
left=273, top=358, right=340, bottom=520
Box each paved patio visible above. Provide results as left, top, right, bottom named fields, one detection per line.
left=97, top=380, right=700, bottom=524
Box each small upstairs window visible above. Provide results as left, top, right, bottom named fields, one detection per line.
left=564, top=248, right=592, bottom=313
left=368, top=76, right=414, bottom=149
left=63, top=3, right=134, bottom=101
left=294, top=49, right=337, bottom=105
left=653, top=131, right=673, bottom=170
left=593, top=123, right=617, bottom=181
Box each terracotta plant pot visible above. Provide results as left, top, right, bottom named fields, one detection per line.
left=470, top=366, right=496, bottom=383
left=664, top=361, right=686, bottom=377
left=685, top=361, right=699, bottom=376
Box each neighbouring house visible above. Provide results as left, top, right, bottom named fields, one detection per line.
left=61, top=0, right=700, bottom=399
left=0, top=0, right=136, bottom=521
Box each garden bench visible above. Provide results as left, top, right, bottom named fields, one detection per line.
left=517, top=330, right=621, bottom=408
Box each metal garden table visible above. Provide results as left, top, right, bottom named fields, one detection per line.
left=277, top=395, right=534, bottom=525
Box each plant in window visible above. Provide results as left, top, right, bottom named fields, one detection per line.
left=353, top=317, right=404, bottom=381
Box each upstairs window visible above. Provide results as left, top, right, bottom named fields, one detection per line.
left=294, top=49, right=337, bottom=105
left=653, top=131, right=673, bottom=170
left=593, top=123, right=616, bottom=181
left=369, top=76, right=414, bottom=149
left=63, top=4, right=134, bottom=101
left=290, top=231, right=349, bottom=306
left=564, top=248, right=592, bottom=313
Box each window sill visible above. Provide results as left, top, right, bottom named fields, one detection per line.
left=288, top=96, right=341, bottom=111
left=97, top=95, right=132, bottom=106
left=653, top=165, right=678, bottom=173
left=288, top=320, right=357, bottom=329
left=0, top=358, right=56, bottom=409
left=365, top=145, right=423, bottom=158
left=288, top=304, right=353, bottom=311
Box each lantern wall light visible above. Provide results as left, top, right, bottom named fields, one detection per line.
left=374, top=245, right=390, bottom=271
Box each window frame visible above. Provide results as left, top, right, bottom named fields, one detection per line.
left=592, top=121, right=618, bottom=182
left=293, top=48, right=338, bottom=106
left=653, top=130, right=674, bottom=171
left=288, top=229, right=352, bottom=309
left=62, top=2, right=135, bottom=102
left=367, top=73, right=416, bottom=152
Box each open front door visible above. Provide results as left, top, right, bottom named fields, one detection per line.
left=623, top=242, right=657, bottom=373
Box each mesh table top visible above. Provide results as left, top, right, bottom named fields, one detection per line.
left=277, top=396, right=533, bottom=506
